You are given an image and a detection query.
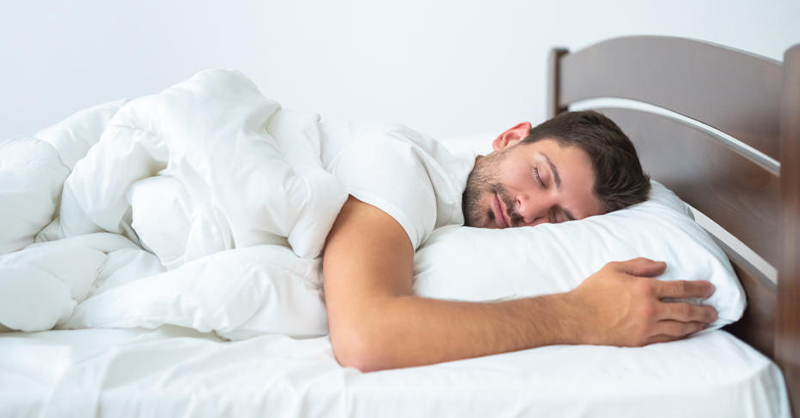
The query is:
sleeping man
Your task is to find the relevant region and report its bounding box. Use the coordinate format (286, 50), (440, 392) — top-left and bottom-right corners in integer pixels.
(322, 110), (719, 371)
(0, 70), (718, 371)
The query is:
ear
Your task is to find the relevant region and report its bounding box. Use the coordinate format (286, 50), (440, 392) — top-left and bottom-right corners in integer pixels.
(491, 122), (532, 152)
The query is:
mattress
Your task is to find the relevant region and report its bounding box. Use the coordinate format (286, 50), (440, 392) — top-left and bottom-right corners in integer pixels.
(0, 327), (788, 418)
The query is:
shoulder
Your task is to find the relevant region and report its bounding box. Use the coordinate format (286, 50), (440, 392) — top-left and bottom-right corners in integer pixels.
(325, 124), (475, 249)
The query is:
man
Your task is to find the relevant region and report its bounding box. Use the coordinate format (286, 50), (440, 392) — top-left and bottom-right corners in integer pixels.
(322, 111), (718, 372)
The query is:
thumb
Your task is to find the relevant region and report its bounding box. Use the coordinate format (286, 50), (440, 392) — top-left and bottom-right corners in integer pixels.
(617, 257), (667, 277)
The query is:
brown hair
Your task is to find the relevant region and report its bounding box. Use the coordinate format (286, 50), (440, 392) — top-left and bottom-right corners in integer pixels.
(521, 110), (650, 212)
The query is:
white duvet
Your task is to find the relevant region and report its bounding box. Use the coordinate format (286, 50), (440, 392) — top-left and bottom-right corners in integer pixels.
(0, 70), (347, 338)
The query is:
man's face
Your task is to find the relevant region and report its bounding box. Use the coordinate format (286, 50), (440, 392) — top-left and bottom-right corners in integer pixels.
(463, 138), (606, 229)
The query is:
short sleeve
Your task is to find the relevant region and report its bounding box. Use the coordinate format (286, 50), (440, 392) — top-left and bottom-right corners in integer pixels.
(328, 138), (437, 250)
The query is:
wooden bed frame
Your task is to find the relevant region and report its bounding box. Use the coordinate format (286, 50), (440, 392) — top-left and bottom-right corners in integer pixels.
(548, 35), (799, 416)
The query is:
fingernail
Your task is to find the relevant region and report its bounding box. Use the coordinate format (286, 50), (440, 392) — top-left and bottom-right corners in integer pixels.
(706, 284), (716, 298)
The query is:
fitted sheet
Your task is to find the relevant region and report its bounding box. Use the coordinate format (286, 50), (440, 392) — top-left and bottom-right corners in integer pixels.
(0, 327), (789, 418)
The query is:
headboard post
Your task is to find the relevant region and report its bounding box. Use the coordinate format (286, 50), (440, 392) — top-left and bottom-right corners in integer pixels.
(777, 43), (800, 414)
(547, 48), (568, 118)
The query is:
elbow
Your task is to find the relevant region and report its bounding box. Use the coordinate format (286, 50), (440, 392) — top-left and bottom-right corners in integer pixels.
(334, 346), (384, 373)
(330, 325), (396, 373)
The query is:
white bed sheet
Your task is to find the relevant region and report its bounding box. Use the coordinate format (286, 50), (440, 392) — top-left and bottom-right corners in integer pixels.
(0, 327), (788, 418)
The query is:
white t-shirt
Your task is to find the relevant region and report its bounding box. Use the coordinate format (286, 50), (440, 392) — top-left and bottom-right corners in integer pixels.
(320, 120), (475, 250)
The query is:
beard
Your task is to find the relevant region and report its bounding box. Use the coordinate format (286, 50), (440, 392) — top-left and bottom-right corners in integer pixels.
(462, 151), (518, 228)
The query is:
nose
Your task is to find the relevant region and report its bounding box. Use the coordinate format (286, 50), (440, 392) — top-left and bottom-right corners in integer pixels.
(516, 192), (553, 226)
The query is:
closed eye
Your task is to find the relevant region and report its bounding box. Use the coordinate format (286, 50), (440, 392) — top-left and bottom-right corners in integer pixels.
(533, 166), (545, 188)
(549, 208), (557, 223)
(550, 208), (571, 224)
(559, 209), (576, 222)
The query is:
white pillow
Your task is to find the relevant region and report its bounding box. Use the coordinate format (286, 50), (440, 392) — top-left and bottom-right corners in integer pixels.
(413, 181), (745, 331)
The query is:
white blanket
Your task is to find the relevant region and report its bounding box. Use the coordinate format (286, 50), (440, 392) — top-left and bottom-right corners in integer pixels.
(0, 70), (347, 337)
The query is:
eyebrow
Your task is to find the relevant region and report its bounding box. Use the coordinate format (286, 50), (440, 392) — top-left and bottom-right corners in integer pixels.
(541, 152), (575, 221)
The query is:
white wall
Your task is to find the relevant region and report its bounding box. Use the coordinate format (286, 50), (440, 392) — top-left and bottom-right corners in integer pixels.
(2, 0), (799, 141)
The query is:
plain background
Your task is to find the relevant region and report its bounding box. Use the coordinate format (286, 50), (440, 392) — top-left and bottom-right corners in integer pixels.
(2, 0), (800, 141)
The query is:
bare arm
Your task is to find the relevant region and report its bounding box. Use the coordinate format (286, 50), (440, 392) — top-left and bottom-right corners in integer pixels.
(322, 197), (718, 372)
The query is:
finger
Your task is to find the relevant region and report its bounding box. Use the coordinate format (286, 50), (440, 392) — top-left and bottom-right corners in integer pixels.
(653, 320), (708, 338)
(616, 257), (667, 277)
(655, 280), (715, 299)
(645, 334), (681, 345)
(658, 302), (718, 323)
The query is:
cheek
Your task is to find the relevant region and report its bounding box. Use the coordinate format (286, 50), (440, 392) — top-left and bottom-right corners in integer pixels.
(499, 162), (535, 191)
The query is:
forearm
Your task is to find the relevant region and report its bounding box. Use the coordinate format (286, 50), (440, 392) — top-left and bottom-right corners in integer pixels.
(327, 291), (584, 371)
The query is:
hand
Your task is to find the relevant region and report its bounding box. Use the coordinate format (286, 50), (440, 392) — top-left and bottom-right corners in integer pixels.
(566, 257), (718, 347)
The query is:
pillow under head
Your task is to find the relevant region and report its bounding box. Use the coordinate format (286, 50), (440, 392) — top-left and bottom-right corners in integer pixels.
(413, 181), (745, 331)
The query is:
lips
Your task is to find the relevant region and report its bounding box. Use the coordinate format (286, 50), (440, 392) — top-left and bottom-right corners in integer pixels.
(493, 194), (510, 228)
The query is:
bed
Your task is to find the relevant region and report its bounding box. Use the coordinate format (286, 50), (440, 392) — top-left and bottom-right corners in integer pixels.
(0, 35), (797, 417)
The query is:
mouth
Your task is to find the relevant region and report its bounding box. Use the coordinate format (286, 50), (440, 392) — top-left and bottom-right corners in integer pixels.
(493, 194), (510, 228)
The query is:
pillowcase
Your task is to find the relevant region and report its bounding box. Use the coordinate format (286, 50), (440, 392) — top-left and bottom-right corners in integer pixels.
(413, 181), (745, 331)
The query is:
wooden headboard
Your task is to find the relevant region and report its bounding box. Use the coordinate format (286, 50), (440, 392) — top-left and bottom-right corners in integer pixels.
(548, 36), (799, 414)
